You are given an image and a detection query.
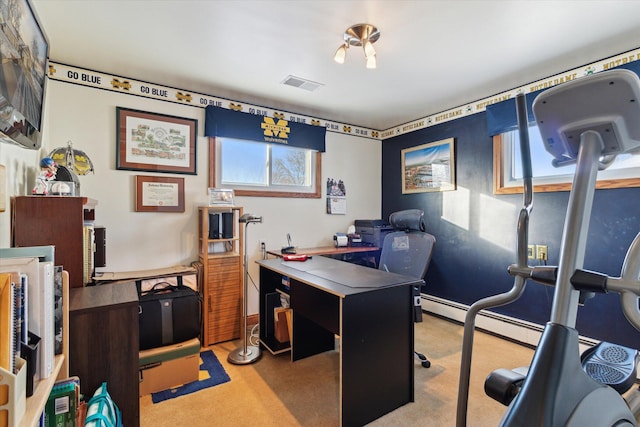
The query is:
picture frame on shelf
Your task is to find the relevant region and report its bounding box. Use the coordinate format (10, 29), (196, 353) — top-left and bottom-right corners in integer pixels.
(116, 107), (197, 175)
(135, 175), (185, 212)
(208, 188), (235, 206)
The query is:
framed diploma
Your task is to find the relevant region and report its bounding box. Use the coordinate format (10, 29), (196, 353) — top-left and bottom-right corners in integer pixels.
(135, 175), (185, 212)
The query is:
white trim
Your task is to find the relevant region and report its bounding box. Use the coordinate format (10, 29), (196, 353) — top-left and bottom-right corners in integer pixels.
(420, 294), (599, 353)
(423, 294), (640, 382)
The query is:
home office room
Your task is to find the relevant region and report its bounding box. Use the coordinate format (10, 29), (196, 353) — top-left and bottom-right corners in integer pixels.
(2, 1), (640, 426)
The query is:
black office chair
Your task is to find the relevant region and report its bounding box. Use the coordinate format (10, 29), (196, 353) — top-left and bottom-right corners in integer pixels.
(378, 209), (436, 368)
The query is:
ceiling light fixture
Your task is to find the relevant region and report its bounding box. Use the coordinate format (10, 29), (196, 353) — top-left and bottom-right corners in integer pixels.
(333, 23), (380, 69)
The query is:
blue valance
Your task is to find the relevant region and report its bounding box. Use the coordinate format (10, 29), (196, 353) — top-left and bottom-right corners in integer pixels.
(486, 60), (640, 137)
(204, 105), (326, 152)
(485, 89), (543, 136)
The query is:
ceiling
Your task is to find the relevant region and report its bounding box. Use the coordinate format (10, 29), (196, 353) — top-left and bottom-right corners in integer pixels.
(32, 0), (640, 131)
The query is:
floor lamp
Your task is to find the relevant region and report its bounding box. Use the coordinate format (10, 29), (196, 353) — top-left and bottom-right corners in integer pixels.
(228, 213), (263, 365)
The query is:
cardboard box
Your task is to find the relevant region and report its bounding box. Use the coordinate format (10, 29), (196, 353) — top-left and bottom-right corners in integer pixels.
(274, 307), (291, 343)
(138, 338), (200, 396)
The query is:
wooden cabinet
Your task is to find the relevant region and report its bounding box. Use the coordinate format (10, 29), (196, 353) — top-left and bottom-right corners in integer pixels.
(69, 283), (139, 427)
(11, 196), (97, 288)
(198, 206), (243, 346)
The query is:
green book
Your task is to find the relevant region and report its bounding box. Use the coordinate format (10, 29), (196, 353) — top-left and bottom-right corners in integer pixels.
(45, 378), (79, 427)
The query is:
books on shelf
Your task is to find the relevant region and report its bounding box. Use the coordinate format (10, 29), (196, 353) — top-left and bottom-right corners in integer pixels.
(0, 258), (40, 375)
(45, 376), (81, 427)
(0, 249), (56, 380)
(38, 261), (55, 379)
(0, 273), (14, 373)
(53, 266), (63, 355)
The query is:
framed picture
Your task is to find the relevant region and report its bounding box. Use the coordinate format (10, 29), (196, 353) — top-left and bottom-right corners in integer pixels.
(208, 188), (235, 206)
(135, 175), (185, 212)
(0, 0), (49, 149)
(402, 138), (455, 193)
(117, 107), (197, 174)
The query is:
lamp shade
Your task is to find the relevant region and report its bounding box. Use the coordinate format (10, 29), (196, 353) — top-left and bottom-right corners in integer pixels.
(334, 43), (347, 64)
(48, 141), (94, 175)
(363, 40), (376, 58)
(366, 55), (377, 69)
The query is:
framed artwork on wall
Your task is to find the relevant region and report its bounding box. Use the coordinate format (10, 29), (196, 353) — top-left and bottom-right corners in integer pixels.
(135, 175), (185, 212)
(0, 0), (49, 149)
(117, 107), (197, 175)
(401, 138), (456, 193)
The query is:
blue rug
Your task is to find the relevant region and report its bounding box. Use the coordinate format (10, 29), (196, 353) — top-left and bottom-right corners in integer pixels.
(151, 350), (230, 403)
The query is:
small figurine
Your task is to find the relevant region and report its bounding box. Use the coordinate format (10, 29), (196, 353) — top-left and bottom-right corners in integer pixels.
(32, 157), (57, 195)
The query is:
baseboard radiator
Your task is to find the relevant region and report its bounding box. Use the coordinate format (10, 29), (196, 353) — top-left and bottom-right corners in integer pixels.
(422, 293), (640, 382)
(421, 294), (600, 353)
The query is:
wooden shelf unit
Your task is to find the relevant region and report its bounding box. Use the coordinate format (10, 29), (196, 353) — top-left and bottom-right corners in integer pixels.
(18, 355), (63, 427)
(11, 196), (97, 288)
(198, 206), (244, 346)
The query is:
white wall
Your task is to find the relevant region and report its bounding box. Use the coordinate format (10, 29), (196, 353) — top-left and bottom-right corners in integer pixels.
(1, 78), (382, 314)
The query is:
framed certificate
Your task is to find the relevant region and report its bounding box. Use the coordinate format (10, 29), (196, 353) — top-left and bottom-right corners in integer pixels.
(135, 175), (185, 212)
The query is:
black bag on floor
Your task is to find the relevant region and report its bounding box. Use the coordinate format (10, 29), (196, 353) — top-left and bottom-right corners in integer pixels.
(137, 281), (201, 350)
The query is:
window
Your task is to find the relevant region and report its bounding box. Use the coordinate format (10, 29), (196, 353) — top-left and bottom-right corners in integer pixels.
(494, 125), (640, 194)
(208, 137), (322, 198)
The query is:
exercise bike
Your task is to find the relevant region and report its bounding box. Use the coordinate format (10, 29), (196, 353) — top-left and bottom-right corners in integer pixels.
(456, 69), (640, 426)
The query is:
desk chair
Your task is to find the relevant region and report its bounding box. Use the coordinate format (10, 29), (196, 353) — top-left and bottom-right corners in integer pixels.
(379, 209), (436, 368)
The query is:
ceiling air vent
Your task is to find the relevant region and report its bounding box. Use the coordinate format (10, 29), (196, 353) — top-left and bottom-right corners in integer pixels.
(281, 75), (324, 92)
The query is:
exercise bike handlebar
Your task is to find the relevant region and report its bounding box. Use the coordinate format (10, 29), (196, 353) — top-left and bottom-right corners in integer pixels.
(569, 229), (640, 332)
(456, 93), (533, 427)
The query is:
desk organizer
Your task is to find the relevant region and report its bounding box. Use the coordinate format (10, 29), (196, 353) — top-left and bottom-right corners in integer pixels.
(0, 356), (27, 427)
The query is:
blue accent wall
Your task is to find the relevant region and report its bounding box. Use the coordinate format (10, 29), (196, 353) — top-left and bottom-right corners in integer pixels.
(382, 112), (640, 348)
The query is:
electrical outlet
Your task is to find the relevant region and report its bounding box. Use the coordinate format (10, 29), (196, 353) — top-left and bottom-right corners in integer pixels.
(259, 240), (267, 259)
(527, 245), (535, 259)
(536, 245), (548, 261)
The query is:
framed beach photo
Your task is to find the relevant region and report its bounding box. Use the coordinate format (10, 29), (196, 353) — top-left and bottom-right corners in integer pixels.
(401, 138), (455, 193)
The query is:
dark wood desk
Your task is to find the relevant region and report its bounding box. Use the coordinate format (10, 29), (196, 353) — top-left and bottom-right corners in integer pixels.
(257, 256), (421, 426)
(69, 283), (139, 427)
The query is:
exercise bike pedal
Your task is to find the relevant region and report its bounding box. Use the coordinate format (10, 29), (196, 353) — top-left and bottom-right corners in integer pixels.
(581, 341), (639, 395)
(484, 367), (527, 406)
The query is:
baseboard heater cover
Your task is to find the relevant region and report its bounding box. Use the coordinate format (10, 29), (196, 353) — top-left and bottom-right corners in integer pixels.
(420, 294), (599, 351)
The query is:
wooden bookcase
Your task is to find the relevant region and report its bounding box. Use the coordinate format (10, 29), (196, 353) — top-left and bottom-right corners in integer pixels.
(198, 206), (243, 346)
(11, 196), (97, 288)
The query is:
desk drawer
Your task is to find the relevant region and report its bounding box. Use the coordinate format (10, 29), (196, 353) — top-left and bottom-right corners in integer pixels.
(291, 281), (339, 334)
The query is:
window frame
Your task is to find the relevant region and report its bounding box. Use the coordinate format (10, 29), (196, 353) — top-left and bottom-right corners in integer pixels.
(208, 137), (322, 198)
(493, 133), (640, 194)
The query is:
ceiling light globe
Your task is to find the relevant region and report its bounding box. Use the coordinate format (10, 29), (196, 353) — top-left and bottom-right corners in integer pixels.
(334, 44), (347, 64)
(366, 55), (376, 69)
(363, 40), (376, 58)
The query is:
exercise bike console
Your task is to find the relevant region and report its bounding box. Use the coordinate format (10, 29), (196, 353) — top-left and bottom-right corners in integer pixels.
(534, 69), (640, 166)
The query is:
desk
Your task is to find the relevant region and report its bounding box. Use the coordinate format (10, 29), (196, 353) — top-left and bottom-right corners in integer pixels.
(267, 245), (380, 267)
(257, 256), (421, 426)
(69, 283), (139, 427)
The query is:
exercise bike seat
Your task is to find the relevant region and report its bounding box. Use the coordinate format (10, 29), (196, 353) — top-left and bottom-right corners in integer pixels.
(581, 341), (639, 395)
